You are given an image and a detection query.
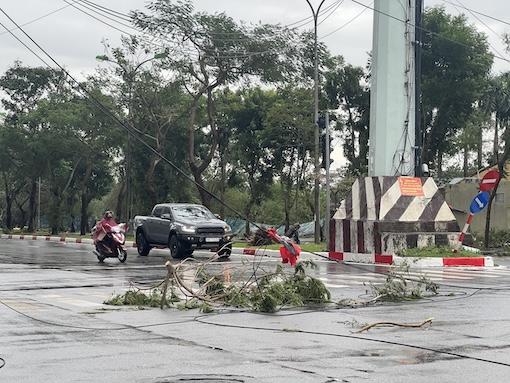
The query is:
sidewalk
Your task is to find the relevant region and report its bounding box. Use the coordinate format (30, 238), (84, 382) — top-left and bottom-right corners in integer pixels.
(0, 233), (493, 267)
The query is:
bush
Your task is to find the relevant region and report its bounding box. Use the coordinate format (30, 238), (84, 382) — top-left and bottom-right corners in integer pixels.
(472, 229), (510, 249)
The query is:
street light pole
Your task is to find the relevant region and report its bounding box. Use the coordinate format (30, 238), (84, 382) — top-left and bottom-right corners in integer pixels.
(306, 0), (326, 243)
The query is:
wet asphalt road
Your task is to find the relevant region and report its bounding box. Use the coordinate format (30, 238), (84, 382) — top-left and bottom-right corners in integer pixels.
(2, 238), (510, 382)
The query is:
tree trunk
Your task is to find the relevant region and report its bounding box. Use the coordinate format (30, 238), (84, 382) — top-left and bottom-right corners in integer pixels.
(116, 178), (126, 223)
(493, 116), (499, 163)
(144, 152), (161, 207)
(463, 145), (468, 177)
(80, 191), (89, 235)
(187, 73), (222, 208)
(79, 162), (94, 235)
(436, 152), (443, 180)
(28, 178), (37, 232)
(423, 109), (441, 166)
(477, 121), (483, 170)
(2, 173), (13, 230)
(220, 151), (227, 220)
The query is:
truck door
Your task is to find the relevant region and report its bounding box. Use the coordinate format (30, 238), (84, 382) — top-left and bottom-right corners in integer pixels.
(146, 205), (164, 244)
(157, 205), (172, 244)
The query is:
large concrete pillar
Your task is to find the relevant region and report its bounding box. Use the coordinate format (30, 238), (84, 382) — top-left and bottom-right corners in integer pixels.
(369, 0), (416, 176)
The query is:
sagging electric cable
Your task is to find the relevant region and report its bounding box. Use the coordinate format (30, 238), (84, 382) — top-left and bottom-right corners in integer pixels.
(194, 311), (510, 368)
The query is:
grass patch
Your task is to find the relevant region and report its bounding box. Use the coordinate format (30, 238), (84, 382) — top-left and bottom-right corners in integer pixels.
(397, 246), (482, 258)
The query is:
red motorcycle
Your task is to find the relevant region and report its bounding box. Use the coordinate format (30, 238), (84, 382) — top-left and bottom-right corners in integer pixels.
(92, 222), (127, 263)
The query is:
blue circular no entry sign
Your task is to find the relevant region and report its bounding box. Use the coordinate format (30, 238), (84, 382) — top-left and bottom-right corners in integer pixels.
(470, 191), (490, 214)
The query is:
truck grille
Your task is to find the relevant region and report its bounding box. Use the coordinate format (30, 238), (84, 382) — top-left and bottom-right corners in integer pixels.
(197, 227), (224, 235)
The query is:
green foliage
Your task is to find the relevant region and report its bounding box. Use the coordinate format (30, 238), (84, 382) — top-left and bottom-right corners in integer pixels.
(323, 60), (370, 175)
(474, 229), (510, 249)
(103, 260), (330, 313)
(199, 302), (218, 313)
(421, 6), (493, 169)
(239, 261), (331, 313)
(104, 288), (179, 308)
(177, 301), (200, 311)
(370, 263), (439, 302)
(198, 273), (227, 297)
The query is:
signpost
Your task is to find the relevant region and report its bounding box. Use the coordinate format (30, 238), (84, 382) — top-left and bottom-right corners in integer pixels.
(453, 170), (500, 253)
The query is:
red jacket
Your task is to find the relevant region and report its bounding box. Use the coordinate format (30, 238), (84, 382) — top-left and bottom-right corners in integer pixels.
(97, 217), (118, 233)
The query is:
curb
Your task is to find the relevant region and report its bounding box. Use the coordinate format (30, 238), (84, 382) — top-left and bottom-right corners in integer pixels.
(242, 248), (493, 267)
(0, 233), (138, 247)
(328, 251), (494, 267)
(0, 234), (493, 267)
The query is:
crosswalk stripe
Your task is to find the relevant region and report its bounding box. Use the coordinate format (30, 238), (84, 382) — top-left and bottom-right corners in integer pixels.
(316, 266), (509, 286)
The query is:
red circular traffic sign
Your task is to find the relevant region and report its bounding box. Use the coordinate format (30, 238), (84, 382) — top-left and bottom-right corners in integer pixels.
(480, 169), (500, 192)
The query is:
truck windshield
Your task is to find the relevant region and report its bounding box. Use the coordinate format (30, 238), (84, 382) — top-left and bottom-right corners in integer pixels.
(171, 205), (214, 219)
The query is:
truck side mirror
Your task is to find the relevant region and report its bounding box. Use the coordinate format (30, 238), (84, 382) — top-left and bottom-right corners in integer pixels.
(161, 213), (171, 220)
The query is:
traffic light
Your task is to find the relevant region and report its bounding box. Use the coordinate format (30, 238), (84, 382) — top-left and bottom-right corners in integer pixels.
(321, 133), (334, 169)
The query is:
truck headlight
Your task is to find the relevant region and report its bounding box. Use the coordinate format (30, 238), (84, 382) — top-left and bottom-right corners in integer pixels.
(180, 225), (196, 233)
(224, 225), (231, 233)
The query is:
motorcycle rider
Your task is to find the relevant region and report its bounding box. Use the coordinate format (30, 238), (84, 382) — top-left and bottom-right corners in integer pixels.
(95, 211), (118, 253)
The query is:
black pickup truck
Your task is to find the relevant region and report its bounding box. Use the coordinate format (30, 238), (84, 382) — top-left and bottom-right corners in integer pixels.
(133, 203), (233, 258)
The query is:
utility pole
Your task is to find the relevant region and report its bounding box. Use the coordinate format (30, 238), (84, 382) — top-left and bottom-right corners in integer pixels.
(414, 0), (423, 177)
(325, 112), (331, 249)
(306, 0), (327, 243)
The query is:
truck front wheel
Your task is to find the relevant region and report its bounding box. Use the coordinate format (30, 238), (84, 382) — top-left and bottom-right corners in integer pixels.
(169, 234), (185, 258)
(136, 231), (151, 256)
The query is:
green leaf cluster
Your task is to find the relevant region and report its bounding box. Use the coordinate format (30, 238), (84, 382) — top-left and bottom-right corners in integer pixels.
(370, 263), (439, 302)
(104, 288), (179, 308)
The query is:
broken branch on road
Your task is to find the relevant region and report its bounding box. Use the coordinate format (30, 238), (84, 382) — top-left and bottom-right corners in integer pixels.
(351, 317), (435, 333)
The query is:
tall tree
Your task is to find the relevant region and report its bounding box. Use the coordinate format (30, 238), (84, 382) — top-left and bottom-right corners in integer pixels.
(324, 57), (369, 175)
(40, 83), (120, 234)
(260, 87), (315, 229)
(0, 62), (67, 231)
(216, 87), (277, 233)
(96, 36), (194, 217)
(421, 6), (493, 176)
(131, 0), (300, 208)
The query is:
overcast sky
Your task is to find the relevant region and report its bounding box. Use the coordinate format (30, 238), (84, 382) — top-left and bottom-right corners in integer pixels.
(2, 1), (509, 77)
(1, 0), (510, 168)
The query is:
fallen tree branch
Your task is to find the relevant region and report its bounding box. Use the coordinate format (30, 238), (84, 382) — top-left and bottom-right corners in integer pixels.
(351, 317), (435, 333)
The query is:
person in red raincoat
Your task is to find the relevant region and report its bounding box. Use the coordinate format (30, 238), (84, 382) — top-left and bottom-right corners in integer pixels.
(95, 211), (118, 252)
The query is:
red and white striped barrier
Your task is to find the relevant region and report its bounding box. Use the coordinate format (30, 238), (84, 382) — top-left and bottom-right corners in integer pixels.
(329, 251), (493, 267)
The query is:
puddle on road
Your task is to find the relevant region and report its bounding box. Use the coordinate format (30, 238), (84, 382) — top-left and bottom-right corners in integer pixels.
(349, 343), (510, 365)
(349, 347), (457, 365)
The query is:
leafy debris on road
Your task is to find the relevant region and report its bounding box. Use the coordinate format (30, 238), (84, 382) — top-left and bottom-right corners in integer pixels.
(104, 258), (331, 313)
